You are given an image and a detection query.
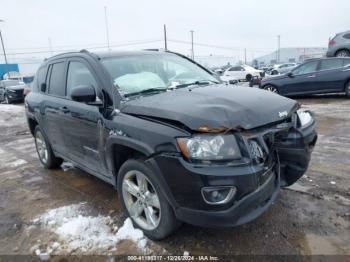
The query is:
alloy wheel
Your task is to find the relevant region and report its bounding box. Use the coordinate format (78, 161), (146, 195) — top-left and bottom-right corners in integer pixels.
(122, 170), (161, 230)
(35, 131), (48, 164)
(264, 85), (278, 93)
(336, 50), (350, 57)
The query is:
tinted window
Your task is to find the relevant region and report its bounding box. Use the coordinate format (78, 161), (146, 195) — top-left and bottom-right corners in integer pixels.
(66, 61), (97, 97)
(229, 66), (240, 71)
(343, 33), (350, 39)
(48, 62), (66, 96)
(319, 59), (344, 70)
(292, 61), (318, 75)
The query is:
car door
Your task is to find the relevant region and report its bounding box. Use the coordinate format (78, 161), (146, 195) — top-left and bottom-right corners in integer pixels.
(224, 66), (241, 79)
(313, 58), (345, 92)
(41, 60), (68, 155)
(61, 59), (107, 174)
(283, 60), (320, 95)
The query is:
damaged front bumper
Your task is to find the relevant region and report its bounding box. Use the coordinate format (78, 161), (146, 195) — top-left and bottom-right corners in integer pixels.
(149, 115), (317, 228)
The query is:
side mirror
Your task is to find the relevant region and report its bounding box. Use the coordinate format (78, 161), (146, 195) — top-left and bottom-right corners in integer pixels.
(40, 83), (46, 92)
(287, 72), (294, 77)
(71, 85), (99, 104)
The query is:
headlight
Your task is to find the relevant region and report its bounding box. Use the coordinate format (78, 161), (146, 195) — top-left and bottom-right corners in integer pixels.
(177, 134), (241, 161)
(297, 109), (313, 127)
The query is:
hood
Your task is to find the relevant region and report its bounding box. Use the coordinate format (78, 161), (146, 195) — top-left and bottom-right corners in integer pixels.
(6, 84), (26, 91)
(121, 84), (297, 130)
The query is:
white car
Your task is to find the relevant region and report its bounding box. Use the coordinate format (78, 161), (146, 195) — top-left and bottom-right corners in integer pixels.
(270, 63), (298, 75)
(223, 65), (263, 81)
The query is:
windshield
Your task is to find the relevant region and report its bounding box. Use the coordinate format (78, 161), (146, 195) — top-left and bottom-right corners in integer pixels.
(101, 53), (219, 96)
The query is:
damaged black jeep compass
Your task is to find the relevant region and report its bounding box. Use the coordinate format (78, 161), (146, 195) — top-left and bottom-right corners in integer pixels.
(25, 50), (317, 239)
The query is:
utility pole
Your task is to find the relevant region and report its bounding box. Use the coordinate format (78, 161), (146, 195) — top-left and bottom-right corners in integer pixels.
(163, 24), (167, 50)
(104, 6), (110, 51)
(48, 37), (53, 56)
(190, 30), (194, 60)
(277, 35), (280, 63)
(0, 19), (8, 64)
(244, 48), (247, 64)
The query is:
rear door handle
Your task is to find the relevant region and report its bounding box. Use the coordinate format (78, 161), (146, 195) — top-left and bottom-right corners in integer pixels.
(59, 106), (70, 114)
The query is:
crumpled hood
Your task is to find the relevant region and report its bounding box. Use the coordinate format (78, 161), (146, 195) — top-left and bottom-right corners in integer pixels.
(121, 84), (298, 130)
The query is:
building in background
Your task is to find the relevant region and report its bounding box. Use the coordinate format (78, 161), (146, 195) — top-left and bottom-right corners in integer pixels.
(254, 47), (327, 66)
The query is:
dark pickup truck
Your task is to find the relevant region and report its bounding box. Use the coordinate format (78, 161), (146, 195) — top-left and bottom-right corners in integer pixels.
(25, 50), (317, 239)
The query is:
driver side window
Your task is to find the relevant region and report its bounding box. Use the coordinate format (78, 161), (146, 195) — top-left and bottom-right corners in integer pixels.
(66, 61), (98, 97)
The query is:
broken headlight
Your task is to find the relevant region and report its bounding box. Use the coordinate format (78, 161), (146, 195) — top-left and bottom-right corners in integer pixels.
(177, 134), (241, 161)
(297, 109), (313, 127)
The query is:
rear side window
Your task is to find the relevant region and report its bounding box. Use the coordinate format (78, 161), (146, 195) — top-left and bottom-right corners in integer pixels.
(48, 62), (66, 96)
(343, 33), (350, 39)
(66, 61), (97, 97)
(35, 67), (47, 92)
(319, 59), (343, 71)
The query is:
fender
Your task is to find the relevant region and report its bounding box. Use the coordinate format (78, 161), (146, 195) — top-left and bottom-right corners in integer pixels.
(105, 134), (154, 175)
(105, 134), (180, 208)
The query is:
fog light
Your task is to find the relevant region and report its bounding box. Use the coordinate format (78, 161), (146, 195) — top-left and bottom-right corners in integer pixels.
(201, 186), (237, 205)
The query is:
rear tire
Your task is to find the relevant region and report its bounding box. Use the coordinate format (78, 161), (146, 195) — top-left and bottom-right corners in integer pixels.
(117, 159), (180, 240)
(345, 82), (350, 98)
(34, 126), (63, 169)
(335, 49), (350, 57)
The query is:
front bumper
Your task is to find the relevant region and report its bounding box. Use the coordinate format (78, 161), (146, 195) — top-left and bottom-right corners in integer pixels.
(6, 91), (24, 101)
(148, 117), (316, 228)
(176, 168), (279, 227)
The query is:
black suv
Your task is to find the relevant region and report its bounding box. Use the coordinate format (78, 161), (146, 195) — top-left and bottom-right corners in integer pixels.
(25, 50), (317, 239)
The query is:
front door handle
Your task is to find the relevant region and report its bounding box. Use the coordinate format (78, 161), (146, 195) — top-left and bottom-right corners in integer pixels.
(59, 106), (70, 114)
(307, 74), (316, 78)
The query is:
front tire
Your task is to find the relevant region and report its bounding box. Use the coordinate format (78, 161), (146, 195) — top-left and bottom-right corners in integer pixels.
(117, 159), (180, 240)
(263, 85), (279, 93)
(34, 126), (63, 169)
(246, 74), (252, 81)
(345, 82), (350, 98)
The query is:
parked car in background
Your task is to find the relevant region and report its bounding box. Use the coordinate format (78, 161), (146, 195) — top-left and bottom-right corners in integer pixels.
(327, 30), (350, 57)
(260, 57), (350, 97)
(0, 79), (26, 103)
(223, 65), (264, 81)
(25, 50), (316, 239)
(23, 83), (32, 97)
(270, 63), (298, 75)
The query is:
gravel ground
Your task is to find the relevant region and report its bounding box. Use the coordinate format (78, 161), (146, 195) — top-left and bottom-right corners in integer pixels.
(0, 92), (349, 259)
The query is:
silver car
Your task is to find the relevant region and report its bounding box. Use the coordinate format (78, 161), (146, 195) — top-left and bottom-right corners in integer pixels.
(327, 30), (350, 57)
(270, 63), (298, 75)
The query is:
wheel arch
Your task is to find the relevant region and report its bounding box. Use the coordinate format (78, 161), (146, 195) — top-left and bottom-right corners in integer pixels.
(336, 48), (350, 56)
(27, 117), (38, 136)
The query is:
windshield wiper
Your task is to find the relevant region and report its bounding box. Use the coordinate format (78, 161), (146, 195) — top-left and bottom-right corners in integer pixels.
(174, 80), (220, 89)
(124, 88), (167, 97)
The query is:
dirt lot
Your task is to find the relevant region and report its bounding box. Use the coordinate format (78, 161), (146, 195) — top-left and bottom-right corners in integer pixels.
(0, 93), (349, 259)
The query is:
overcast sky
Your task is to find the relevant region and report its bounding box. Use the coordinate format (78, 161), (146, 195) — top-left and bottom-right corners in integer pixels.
(0, 0), (349, 62)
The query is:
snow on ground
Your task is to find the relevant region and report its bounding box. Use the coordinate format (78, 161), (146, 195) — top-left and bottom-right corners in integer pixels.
(0, 104), (25, 113)
(32, 203), (148, 255)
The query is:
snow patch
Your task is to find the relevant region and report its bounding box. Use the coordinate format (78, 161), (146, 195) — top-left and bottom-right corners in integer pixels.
(330, 181), (336, 185)
(61, 162), (74, 171)
(32, 203), (148, 254)
(6, 159), (28, 168)
(0, 104), (24, 113)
